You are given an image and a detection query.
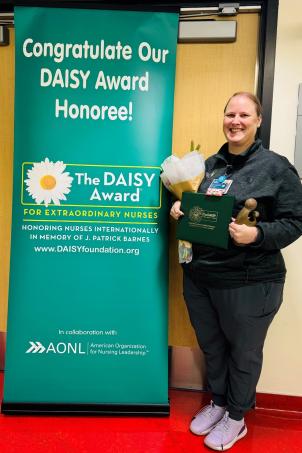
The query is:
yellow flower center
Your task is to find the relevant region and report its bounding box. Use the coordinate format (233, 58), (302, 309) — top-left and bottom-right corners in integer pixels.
(40, 175), (56, 190)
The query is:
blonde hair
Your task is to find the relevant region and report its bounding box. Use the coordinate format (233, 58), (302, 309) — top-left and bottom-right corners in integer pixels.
(224, 92), (263, 117)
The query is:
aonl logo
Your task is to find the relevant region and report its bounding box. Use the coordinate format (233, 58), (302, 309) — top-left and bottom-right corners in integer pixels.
(26, 341), (86, 355)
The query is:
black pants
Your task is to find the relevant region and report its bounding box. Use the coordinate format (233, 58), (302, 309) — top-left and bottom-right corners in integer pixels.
(183, 273), (284, 420)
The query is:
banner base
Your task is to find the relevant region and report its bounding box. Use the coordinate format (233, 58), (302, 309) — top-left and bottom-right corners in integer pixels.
(1, 401), (170, 416)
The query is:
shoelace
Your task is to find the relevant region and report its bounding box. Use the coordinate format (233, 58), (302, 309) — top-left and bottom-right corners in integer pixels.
(213, 412), (230, 432)
(194, 402), (219, 419)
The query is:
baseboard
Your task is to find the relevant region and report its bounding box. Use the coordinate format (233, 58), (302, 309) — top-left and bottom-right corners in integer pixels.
(170, 386), (302, 415)
(255, 392), (302, 413)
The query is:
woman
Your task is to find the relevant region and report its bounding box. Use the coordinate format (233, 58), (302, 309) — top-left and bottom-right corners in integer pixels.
(170, 92), (302, 451)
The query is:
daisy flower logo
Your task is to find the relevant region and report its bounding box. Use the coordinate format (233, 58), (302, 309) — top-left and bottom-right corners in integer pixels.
(25, 158), (73, 207)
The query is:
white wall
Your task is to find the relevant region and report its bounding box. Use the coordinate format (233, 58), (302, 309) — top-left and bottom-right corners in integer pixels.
(258, 0), (302, 396)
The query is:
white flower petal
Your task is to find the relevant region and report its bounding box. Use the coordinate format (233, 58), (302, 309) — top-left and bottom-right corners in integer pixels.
(25, 157), (73, 206)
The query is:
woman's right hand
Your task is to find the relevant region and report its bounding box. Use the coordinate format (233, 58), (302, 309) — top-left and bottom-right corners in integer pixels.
(170, 200), (184, 220)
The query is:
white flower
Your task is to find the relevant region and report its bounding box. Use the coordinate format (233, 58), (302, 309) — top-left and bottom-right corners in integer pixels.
(25, 158), (73, 207)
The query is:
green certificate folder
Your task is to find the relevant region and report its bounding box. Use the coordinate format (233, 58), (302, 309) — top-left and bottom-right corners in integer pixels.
(176, 192), (235, 249)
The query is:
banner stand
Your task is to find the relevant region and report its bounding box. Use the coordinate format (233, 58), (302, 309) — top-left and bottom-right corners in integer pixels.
(1, 402), (170, 416)
(3, 7), (178, 414)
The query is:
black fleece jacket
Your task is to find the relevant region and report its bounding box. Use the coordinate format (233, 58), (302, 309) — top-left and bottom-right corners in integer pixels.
(183, 139), (302, 288)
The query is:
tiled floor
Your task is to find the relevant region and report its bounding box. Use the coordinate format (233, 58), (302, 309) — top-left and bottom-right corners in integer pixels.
(0, 372), (301, 452)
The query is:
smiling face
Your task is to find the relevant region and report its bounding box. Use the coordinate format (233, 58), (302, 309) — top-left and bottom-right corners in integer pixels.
(223, 94), (262, 154)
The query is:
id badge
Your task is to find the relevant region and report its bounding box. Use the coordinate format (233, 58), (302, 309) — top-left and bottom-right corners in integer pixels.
(206, 176), (233, 196)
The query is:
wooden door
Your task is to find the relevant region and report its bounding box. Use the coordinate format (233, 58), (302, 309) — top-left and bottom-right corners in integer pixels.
(0, 27), (14, 334)
(168, 12), (260, 346)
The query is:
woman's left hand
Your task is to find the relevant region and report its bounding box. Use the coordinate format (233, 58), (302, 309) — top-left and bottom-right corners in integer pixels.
(229, 219), (259, 245)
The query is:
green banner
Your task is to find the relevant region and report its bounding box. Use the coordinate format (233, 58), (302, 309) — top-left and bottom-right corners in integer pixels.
(3, 6), (178, 414)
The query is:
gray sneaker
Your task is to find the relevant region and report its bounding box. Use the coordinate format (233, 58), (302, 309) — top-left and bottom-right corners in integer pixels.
(190, 401), (226, 436)
(204, 411), (247, 451)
